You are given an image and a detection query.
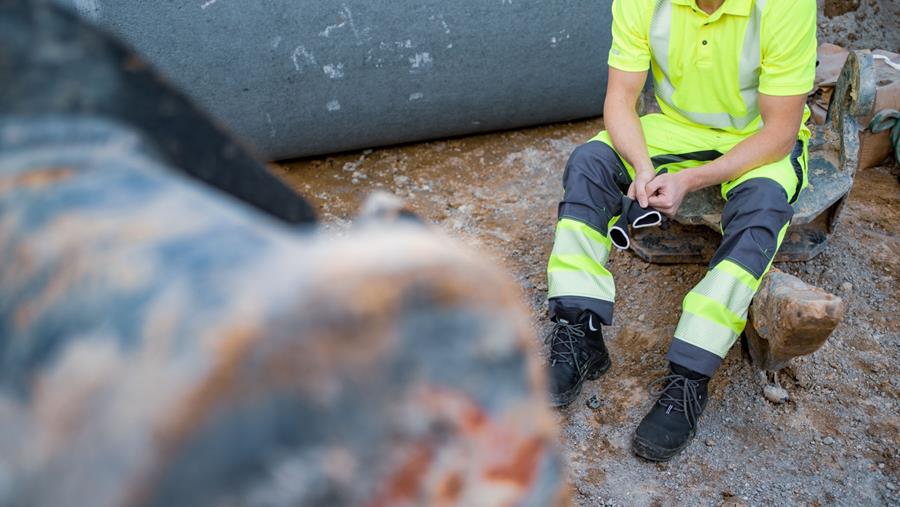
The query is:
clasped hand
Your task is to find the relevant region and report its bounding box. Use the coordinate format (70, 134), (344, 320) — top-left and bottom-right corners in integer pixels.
(627, 170), (691, 217)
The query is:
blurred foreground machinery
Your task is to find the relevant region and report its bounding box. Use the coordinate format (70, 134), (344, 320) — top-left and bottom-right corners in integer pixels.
(0, 2), (566, 506)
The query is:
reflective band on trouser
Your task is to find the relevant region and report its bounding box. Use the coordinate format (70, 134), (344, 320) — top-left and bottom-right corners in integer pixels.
(673, 259), (761, 368)
(547, 218), (615, 304)
(649, 0), (766, 131)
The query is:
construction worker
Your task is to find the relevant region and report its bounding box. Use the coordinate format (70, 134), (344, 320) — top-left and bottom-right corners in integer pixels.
(544, 0), (816, 461)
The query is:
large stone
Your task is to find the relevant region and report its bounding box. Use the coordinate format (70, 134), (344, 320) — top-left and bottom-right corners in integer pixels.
(746, 270), (847, 371)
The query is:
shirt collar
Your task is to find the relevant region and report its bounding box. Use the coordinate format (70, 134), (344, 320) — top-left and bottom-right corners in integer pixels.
(672, 0), (754, 17)
(722, 0), (753, 16)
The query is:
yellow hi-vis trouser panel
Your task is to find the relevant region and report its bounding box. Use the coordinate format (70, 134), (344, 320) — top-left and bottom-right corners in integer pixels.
(548, 218), (616, 304)
(673, 248), (783, 356)
(548, 113), (804, 375)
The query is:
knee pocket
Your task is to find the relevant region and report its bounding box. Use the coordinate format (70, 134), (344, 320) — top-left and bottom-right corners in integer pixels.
(724, 178), (794, 218)
(563, 141), (630, 192)
(717, 178), (794, 278)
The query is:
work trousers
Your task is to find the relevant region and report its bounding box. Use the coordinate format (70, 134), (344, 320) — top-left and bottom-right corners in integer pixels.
(546, 114), (808, 376)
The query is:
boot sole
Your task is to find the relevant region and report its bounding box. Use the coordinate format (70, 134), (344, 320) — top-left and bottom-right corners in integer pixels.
(549, 355), (612, 408)
(631, 429), (696, 462)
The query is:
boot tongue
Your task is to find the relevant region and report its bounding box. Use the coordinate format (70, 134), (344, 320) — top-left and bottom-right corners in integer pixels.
(553, 306), (581, 325)
(671, 362), (708, 381)
(661, 363), (708, 415)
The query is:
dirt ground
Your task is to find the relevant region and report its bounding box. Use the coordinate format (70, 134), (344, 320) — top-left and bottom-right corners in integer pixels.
(273, 118), (898, 506)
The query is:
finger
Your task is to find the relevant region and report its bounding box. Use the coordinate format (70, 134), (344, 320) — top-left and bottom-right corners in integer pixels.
(649, 199), (673, 215)
(648, 194), (669, 209)
(645, 177), (663, 196)
(627, 182), (636, 199)
(636, 183), (649, 208)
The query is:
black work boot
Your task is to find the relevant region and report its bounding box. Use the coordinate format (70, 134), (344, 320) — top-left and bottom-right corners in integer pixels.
(545, 309), (611, 408)
(632, 363), (710, 461)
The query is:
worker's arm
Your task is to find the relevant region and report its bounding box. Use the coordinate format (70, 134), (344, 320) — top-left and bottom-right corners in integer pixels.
(605, 67), (656, 208)
(646, 92), (807, 215)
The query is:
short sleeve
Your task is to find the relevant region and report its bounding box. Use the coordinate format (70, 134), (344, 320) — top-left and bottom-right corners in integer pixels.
(607, 0), (652, 72)
(759, 0), (817, 96)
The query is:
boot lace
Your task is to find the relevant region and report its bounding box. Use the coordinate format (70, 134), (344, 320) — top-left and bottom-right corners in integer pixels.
(545, 321), (586, 372)
(649, 374), (704, 426)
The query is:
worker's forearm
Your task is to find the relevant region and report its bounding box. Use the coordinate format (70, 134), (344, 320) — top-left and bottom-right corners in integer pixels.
(679, 127), (797, 192)
(604, 98), (654, 175)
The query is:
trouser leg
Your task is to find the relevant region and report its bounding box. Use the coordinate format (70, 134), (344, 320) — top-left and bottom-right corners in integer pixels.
(547, 141), (631, 325)
(667, 177), (795, 376)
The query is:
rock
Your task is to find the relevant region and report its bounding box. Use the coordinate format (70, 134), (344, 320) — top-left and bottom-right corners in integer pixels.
(763, 384), (791, 404)
(587, 394), (601, 410)
(824, 0), (860, 18)
(823, 437), (836, 446)
(841, 282), (853, 292)
(746, 269), (848, 371)
(357, 191), (420, 224)
(720, 491), (749, 507)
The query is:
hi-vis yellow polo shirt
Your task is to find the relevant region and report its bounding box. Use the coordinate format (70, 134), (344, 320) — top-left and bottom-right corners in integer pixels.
(608, 0), (817, 136)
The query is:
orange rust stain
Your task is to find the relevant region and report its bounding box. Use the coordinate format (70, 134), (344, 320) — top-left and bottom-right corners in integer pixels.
(368, 443), (434, 507)
(436, 472), (464, 503)
(13, 252), (81, 331)
(0, 167), (75, 193)
(414, 386), (489, 435)
(123, 327), (259, 507)
(484, 436), (544, 487)
(157, 327), (258, 446)
(256, 317), (398, 393)
(461, 405), (488, 433)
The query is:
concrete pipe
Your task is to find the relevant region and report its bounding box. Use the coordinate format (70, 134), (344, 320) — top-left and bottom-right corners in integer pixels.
(55, 0), (613, 160)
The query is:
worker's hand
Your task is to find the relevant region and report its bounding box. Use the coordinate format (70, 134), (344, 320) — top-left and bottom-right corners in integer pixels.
(646, 172), (690, 216)
(627, 168), (655, 208)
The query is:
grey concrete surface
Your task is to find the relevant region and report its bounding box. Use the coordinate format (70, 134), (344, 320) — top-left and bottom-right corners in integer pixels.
(55, 0), (613, 160)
